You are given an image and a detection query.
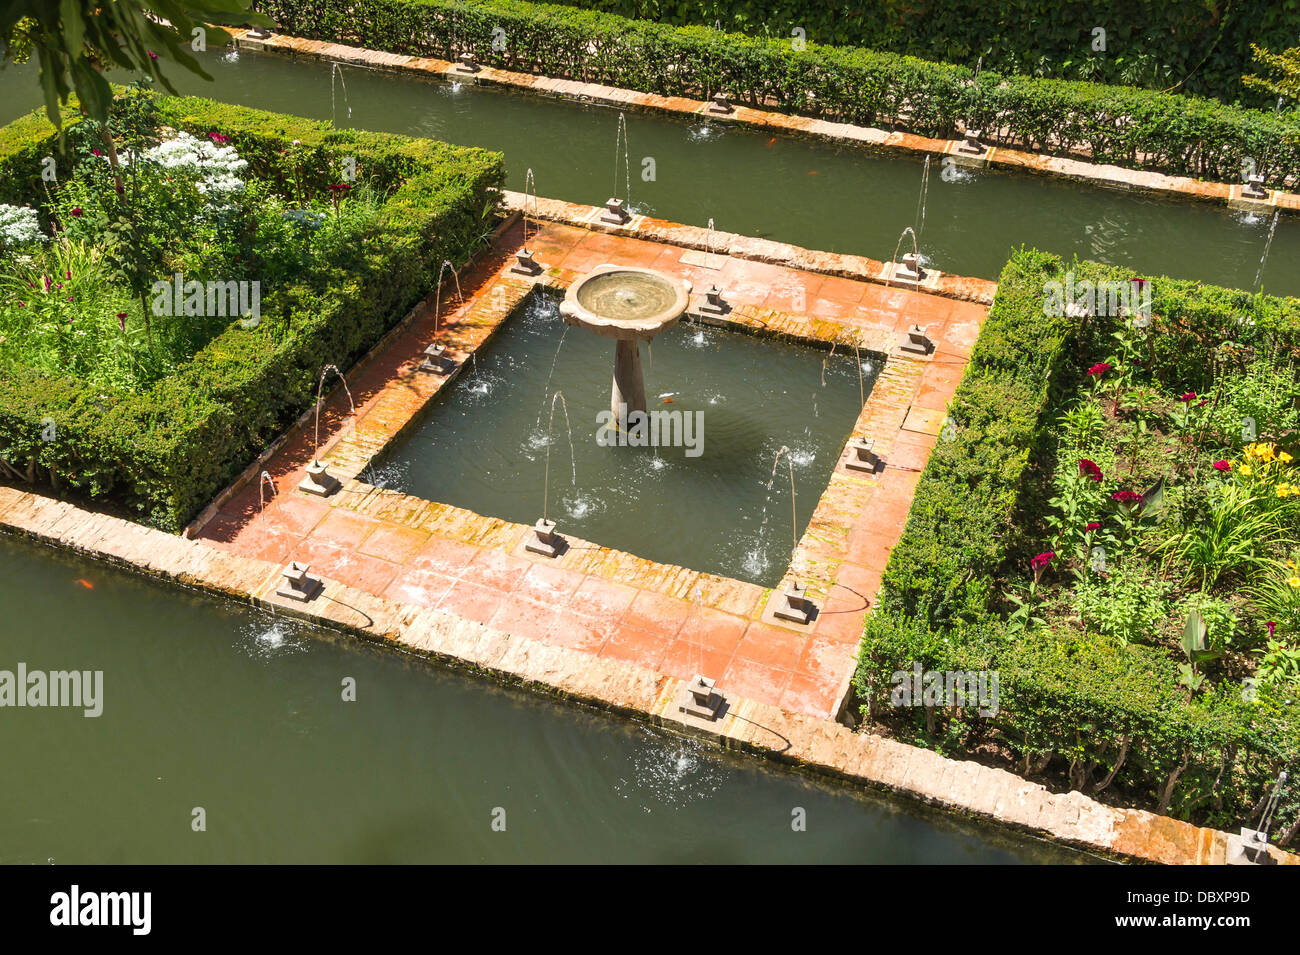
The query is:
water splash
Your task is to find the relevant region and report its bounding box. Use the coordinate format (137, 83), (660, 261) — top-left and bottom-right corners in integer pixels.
(522, 168), (539, 252)
(613, 112), (631, 208)
(915, 155), (931, 240)
(1255, 211), (1280, 292)
(312, 364), (355, 461)
(258, 471), (277, 512)
(541, 390), (576, 522)
(434, 259), (464, 333)
(755, 445), (800, 585)
(330, 63), (352, 125)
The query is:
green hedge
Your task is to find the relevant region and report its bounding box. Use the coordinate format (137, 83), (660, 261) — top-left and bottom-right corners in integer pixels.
(0, 96), (504, 530)
(254, 0), (1300, 188)
(854, 249), (1300, 829)
(529, 0), (1300, 105)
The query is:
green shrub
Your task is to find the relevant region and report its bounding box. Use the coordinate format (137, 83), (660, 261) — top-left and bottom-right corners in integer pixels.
(855, 248), (1300, 830)
(254, 0), (1300, 187)
(519, 0), (1299, 104)
(0, 94), (504, 530)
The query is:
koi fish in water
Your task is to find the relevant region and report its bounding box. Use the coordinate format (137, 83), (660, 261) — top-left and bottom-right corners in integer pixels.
(76, 578), (94, 590)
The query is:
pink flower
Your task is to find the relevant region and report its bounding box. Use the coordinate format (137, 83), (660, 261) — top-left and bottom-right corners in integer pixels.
(1197, 399), (1207, 407)
(208, 132), (230, 145)
(1085, 522), (1101, 532)
(1111, 490), (1142, 503)
(43, 275), (51, 292)
(91, 148), (101, 157)
(147, 50), (158, 60)
(1267, 621), (1277, 638)
(117, 312), (127, 331)
(1030, 551), (1055, 570)
(1180, 392), (1197, 402)
(1212, 460), (1231, 472)
(1086, 362), (1111, 377)
(1078, 458), (1103, 482)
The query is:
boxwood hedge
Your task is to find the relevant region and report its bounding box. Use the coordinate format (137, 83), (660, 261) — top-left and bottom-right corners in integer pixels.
(254, 0), (1300, 188)
(0, 95), (503, 530)
(854, 248), (1300, 832)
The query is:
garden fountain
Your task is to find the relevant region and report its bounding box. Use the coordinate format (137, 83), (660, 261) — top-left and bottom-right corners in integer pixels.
(560, 265), (692, 420)
(512, 168), (544, 276)
(679, 587), (726, 722)
(421, 260), (464, 374)
(527, 390), (575, 558)
(299, 364), (355, 496)
(258, 471), (277, 512)
(602, 113), (632, 224)
(759, 446), (818, 625)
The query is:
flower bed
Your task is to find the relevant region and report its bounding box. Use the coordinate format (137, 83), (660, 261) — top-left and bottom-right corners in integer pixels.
(854, 249), (1300, 838)
(253, 0), (1300, 188)
(0, 90), (503, 530)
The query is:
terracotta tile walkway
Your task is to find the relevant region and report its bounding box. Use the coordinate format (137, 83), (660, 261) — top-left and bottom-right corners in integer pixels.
(196, 202), (988, 719)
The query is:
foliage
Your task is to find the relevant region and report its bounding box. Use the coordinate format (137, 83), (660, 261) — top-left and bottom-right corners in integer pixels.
(506, 0), (1300, 104)
(1244, 43), (1300, 101)
(0, 1), (271, 127)
(0, 92), (503, 529)
(854, 249), (1300, 832)
(254, 0), (1300, 188)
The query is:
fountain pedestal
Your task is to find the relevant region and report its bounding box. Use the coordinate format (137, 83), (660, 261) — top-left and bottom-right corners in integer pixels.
(612, 338), (649, 416)
(559, 264), (692, 423)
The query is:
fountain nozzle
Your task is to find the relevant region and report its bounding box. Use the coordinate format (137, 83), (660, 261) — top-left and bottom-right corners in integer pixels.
(525, 517), (566, 559)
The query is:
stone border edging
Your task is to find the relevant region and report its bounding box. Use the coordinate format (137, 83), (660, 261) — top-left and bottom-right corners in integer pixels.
(501, 191), (997, 305)
(1, 483), (1293, 866)
(231, 30), (1300, 218)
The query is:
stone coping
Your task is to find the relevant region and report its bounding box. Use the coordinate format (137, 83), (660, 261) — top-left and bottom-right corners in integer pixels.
(1, 482), (1294, 866)
(230, 29), (1300, 217)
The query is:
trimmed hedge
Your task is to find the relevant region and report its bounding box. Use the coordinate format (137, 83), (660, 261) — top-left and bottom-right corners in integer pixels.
(531, 0), (1300, 105)
(0, 95), (503, 530)
(254, 0), (1300, 188)
(854, 249), (1300, 830)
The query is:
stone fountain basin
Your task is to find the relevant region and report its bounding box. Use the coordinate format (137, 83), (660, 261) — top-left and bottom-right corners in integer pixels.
(559, 264), (692, 341)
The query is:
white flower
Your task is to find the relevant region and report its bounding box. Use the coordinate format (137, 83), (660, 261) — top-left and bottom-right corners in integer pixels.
(142, 131), (248, 195)
(0, 204), (46, 247)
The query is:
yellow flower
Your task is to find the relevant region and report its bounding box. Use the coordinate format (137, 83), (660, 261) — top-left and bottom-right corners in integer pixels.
(1289, 576), (1300, 588)
(1278, 484), (1292, 498)
(1281, 452), (1294, 464)
(1239, 464), (1253, 476)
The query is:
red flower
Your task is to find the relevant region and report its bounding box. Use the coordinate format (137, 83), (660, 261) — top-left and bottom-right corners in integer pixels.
(1085, 522), (1101, 532)
(1078, 458), (1103, 482)
(70, 207), (83, 218)
(1111, 490), (1142, 503)
(91, 148), (101, 157)
(1086, 362), (1111, 377)
(1267, 621), (1277, 638)
(1212, 460), (1231, 472)
(1030, 551), (1055, 571)
(328, 182), (352, 193)
(1180, 392), (1197, 402)
(117, 312), (128, 331)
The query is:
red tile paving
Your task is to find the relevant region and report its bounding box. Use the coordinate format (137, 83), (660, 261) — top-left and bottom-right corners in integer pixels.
(195, 206), (988, 720)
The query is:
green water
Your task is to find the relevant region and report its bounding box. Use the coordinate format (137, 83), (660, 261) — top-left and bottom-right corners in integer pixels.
(2, 48), (1291, 295)
(379, 296), (871, 585)
(0, 533), (1093, 863)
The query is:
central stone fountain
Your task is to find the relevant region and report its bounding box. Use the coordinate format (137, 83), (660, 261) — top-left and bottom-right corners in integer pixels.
(559, 264), (692, 419)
